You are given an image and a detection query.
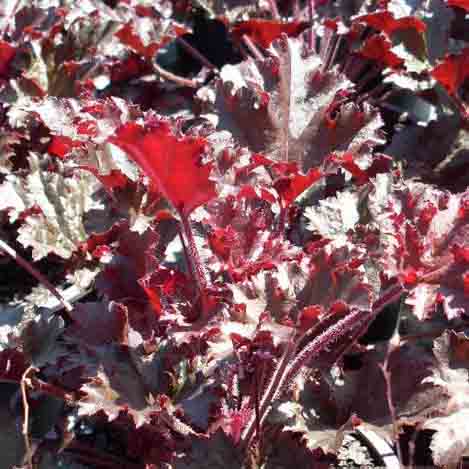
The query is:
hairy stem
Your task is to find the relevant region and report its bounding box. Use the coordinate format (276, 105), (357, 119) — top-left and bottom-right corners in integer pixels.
(308, 1), (316, 50)
(380, 335), (404, 468)
(240, 283), (405, 448)
(21, 366), (36, 469)
(243, 35), (264, 61)
(293, 0), (300, 19)
(240, 341), (295, 447)
(253, 358), (266, 444)
(277, 202), (288, 236)
(180, 214), (210, 315)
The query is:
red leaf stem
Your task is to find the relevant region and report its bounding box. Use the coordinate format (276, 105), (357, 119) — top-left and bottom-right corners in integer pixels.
(243, 34), (265, 61)
(308, 1), (316, 50)
(180, 214), (210, 316)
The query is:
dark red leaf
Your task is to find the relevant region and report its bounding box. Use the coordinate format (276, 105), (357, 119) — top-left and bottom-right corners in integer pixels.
(370, 180), (469, 320)
(116, 22), (162, 59)
(208, 226), (236, 262)
(109, 121), (217, 216)
(110, 55), (151, 83)
(95, 226), (160, 302)
(199, 36), (384, 172)
(357, 11), (426, 35)
(359, 35), (404, 69)
(274, 168), (322, 206)
(69, 302), (129, 346)
(298, 305), (323, 331)
(231, 20), (309, 49)
(48, 135), (83, 158)
(447, 0), (469, 10)
(0, 40), (16, 76)
(139, 266), (196, 319)
(80, 166), (129, 190)
(431, 48), (469, 95)
(336, 152), (392, 185)
(82, 220), (128, 256)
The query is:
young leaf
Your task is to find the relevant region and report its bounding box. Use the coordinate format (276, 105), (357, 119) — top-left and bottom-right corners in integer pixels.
(231, 20), (309, 49)
(431, 48), (469, 95)
(447, 0), (469, 11)
(109, 121), (217, 216)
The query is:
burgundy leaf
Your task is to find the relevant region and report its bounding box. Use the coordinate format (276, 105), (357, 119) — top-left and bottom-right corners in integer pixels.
(69, 301), (129, 346)
(198, 36), (384, 172)
(231, 20), (309, 48)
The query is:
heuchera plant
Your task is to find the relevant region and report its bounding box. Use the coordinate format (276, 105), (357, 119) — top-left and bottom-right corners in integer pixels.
(1, 0), (469, 467)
